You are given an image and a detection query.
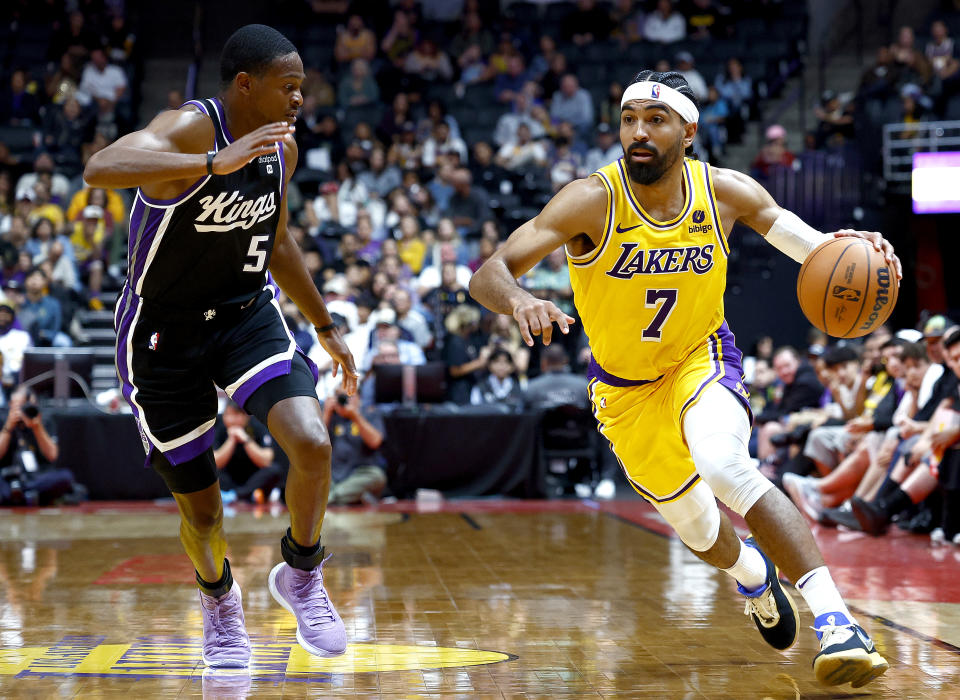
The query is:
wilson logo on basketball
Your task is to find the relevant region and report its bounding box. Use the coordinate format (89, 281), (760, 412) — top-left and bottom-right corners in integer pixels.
(859, 267), (892, 331)
(831, 285), (861, 303)
(194, 190), (277, 232)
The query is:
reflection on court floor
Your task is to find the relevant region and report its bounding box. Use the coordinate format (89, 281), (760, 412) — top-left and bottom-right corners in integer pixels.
(0, 499), (957, 697)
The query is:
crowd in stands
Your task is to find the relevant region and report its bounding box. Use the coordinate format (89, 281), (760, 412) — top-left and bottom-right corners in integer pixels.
(769, 10), (960, 186)
(742, 315), (960, 549)
(0, 1), (801, 414)
(5, 1), (958, 521)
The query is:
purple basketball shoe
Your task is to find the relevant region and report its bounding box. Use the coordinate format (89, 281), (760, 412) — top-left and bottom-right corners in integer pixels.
(199, 582), (251, 668)
(268, 554), (346, 657)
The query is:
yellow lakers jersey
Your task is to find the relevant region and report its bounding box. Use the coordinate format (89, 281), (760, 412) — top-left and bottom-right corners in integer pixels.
(567, 157), (730, 380)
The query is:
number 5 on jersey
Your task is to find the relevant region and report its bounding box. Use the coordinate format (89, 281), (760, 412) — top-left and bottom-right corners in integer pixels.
(642, 289), (677, 342)
(243, 234), (270, 272)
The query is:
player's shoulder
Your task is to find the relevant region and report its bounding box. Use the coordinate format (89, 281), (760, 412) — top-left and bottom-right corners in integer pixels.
(707, 164), (756, 196)
(708, 164), (768, 207)
(553, 174), (610, 210)
(539, 175), (609, 227)
(142, 105), (215, 154)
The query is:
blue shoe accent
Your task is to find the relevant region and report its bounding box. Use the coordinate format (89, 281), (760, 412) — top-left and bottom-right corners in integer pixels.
(737, 580), (769, 597)
(813, 612), (852, 640)
(740, 537), (799, 651)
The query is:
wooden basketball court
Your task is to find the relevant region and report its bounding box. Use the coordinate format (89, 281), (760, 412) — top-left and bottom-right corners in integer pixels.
(1, 498), (958, 697)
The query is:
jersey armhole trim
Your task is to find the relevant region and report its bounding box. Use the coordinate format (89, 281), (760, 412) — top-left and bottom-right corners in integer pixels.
(136, 174), (211, 208)
(704, 163), (730, 257)
(566, 172), (613, 267)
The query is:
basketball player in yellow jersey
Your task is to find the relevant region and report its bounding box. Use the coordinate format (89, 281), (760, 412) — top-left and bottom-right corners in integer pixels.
(471, 70), (903, 688)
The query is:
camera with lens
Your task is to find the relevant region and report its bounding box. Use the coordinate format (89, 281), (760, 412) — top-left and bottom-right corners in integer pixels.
(22, 403), (39, 420)
(336, 394), (349, 407)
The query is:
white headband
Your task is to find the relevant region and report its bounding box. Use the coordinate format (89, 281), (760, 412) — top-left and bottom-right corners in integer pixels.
(621, 81), (699, 124)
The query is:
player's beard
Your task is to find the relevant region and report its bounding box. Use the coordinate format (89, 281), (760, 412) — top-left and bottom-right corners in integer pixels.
(624, 134), (684, 185)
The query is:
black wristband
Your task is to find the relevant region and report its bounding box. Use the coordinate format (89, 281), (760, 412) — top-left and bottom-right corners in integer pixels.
(315, 323), (337, 334)
(206, 150), (216, 176)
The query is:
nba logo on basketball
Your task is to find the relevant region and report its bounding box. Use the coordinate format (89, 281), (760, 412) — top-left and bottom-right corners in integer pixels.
(149, 332), (159, 351)
(651, 84), (660, 98)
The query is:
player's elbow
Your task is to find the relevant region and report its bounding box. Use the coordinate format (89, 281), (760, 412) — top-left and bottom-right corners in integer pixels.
(82, 151), (111, 187)
(468, 267), (483, 301)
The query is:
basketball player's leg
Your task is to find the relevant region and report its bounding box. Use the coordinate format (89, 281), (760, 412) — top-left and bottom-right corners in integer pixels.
(266, 396), (331, 545)
(244, 354), (332, 548)
(653, 474), (799, 652)
(153, 451), (226, 584)
(684, 383), (888, 686)
(243, 353), (346, 657)
(151, 448), (251, 668)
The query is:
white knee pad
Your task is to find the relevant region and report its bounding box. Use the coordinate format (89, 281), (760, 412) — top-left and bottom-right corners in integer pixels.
(655, 480), (721, 552)
(683, 383), (773, 517)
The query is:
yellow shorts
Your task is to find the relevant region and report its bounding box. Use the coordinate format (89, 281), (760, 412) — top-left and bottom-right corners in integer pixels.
(587, 322), (751, 503)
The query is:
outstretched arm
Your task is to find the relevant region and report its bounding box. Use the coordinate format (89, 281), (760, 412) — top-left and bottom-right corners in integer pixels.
(470, 176), (606, 345)
(711, 166), (902, 279)
(269, 139), (359, 395)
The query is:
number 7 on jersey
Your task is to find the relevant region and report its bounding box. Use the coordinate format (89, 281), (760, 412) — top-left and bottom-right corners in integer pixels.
(642, 289), (678, 341)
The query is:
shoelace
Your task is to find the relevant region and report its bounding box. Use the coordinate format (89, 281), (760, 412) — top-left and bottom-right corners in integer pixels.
(743, 587), (778, 626)
(812, 624), (856, 649)
(289, 556), (337, 627)
(202, 592), (247, 648)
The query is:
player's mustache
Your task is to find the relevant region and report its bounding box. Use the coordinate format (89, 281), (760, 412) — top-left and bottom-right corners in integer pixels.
(627, 143), (658, 157)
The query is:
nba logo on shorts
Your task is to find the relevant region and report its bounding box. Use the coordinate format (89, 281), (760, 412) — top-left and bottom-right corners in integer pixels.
(149, 331), (159, 351)
(266, 164), (273, 174)
(651, 84), (660, 99)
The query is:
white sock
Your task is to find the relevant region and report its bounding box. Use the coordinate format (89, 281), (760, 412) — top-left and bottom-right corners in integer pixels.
(796, 566), (856, 630)
(722, 539), (767, 592)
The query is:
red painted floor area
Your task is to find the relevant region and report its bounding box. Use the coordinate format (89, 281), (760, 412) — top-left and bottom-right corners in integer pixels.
(24, 497), (960, 604)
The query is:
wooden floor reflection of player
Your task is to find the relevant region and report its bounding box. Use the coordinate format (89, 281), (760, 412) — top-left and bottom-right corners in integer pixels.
(471, 69), (902, 687)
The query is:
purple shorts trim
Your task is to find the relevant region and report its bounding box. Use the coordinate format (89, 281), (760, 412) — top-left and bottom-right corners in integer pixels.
(231, 359), (292, 407)
(679, 321), (753, 423)
(587, 356), (663, 387)
(230, 348), (321, 408)
(165, 427), (216, 466)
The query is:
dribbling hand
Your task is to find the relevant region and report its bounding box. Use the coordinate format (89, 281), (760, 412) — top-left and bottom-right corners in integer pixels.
(832, 229), (903, 280)
(512, 296), (576, 347)
(211, 122), (295, 175)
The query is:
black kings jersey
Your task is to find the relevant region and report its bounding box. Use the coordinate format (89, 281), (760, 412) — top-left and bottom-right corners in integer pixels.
(125, 97), (285, 309)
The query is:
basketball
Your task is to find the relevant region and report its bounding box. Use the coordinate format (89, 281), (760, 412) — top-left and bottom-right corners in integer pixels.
(796, 237), (899, 339)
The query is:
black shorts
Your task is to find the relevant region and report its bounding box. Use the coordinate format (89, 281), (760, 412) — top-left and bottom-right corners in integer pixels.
(114, 280), (319, 466)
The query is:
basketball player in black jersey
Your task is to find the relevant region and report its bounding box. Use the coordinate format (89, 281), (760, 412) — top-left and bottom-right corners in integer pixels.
(84, 25), (353, 666)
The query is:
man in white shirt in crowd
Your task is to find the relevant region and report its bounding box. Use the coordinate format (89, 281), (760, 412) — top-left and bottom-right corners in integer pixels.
(643, 0), (687, 44)
(78, 48), (128, 105)
(675, 51), (709, 101)
(391, 287), (433, 349)
(417, 243), (472, 297)
(495, 123), (548, 171)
